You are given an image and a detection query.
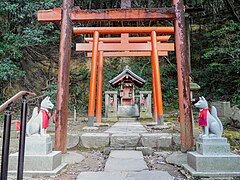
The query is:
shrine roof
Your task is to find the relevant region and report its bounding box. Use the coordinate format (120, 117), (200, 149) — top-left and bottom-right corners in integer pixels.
(109, 68), (146, 88)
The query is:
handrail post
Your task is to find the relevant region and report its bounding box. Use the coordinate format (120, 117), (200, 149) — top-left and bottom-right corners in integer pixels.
(17, 96), (28, 180)
(1, 105), (12, 180)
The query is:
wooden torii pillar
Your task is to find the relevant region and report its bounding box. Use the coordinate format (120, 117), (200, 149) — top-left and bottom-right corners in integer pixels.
(37, 0), (193, 152)
(81, 33), (174, 124)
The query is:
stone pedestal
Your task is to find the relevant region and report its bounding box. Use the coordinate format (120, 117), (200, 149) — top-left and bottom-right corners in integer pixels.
(183, 137), (240, 177)
(139, 91), (152, 119)
(105, 91), (118, 120)
(117, 104), (139, 118)
(8, 135), (67, 177)
(25, 135), (52, 155)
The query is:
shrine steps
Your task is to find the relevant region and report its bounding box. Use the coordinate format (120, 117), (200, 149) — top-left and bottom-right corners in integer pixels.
(118, 117), (138, 121)
(77, 121), (181, 150)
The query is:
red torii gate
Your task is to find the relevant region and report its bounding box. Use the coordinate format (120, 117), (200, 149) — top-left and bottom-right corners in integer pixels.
(37, 0), (193, 153)
(77, 32), (175, 124)
(75, 27), (175, 127)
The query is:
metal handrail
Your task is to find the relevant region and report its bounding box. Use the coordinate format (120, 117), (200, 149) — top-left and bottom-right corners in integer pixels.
(0, 91), (36, 113)
(0, 91), (36, 180)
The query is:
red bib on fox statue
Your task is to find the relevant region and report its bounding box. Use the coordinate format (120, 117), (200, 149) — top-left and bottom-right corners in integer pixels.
(198, 108), (210, 127)
(40, 109), (50, 129)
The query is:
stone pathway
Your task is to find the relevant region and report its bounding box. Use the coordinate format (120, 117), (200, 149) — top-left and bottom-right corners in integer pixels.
(77, 120), (174, 180)
(76, 150), (173, 180)
(105, 121), (147, 134)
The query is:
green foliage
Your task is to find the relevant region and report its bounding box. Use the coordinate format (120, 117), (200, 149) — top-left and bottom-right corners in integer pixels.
(0, 0), (61, 98)
(69, 66), (90, 112)
(192, 20), (240, 106)
(0, 0), (239, 115)
(43, 82), (58, 106)
(0, 59), (25, 81)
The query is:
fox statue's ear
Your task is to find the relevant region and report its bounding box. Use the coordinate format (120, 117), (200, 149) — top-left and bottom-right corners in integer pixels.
(199, 97), (202, 100)
(43, 96), (49, 101)
(202, 96), (206, 101)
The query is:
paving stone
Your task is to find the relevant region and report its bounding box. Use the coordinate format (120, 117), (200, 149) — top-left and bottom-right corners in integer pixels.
(166, 151), (187, 166)
(146, 122), (157, 126)
(157, 134), (173, 148)
(94, 123), (110, 127)
(105, 121), (147, 134)
(83, 127), (99, 130)
(62, 151), (85, 164)
(151, 124), (172, 130)
(80, 133), (109, 148)
(77, 171), (174, 180)
(141, 133), (173, 148)
(126, 170), (174, 180)
(136, 147), (153, 156)
(109, 150), (144, 159)
(105, 150), (148, 172)
(105, 158), (148, 171)
(67, 134), (80, 149)
(172, 133), (181, 146)
(50, 133), (79, 149)
(110, 133), (140, 148)
(76, 172), (125, 180)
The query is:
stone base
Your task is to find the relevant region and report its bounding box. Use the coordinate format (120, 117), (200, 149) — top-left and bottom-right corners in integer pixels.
(25, 135), (52, 155)
(183, 164), (240, 177)
(107, 112), (118, 119)
(9, 151), (64, 172)
(183, 137), (240, 178)
(8, 163), (67, 177)
(196, 138), (230, 155)
(117, 105), (139, 117)
(140, 111), (152, 119)
(187, 151), (240, 172)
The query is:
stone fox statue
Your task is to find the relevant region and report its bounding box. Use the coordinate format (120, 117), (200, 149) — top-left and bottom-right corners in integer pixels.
(26, 96), (54, 136)
(194, 96), (223, 138)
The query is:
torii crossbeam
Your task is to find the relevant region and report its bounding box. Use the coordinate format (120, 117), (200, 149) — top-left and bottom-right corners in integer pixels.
(37, 0), (194, 153)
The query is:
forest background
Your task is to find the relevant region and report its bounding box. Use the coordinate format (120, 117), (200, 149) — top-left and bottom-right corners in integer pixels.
(0, 0), (239, 115)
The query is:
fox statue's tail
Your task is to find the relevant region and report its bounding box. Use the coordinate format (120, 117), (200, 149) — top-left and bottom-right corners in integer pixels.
(26, 107), (39, 136)
(211, 106), (223, 136)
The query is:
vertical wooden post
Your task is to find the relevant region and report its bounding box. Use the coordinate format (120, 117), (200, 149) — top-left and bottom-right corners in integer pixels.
(88, 31), (99, 126)
(55, 0), (74, 153)
(173, 0), (194, 151)
(96, 51), (104, 123)
(151, 31), (164, 125)
(152, 73), (158, 123)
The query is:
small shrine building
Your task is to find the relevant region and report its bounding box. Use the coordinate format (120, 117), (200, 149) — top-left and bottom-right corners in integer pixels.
(105, 67), (152, 119)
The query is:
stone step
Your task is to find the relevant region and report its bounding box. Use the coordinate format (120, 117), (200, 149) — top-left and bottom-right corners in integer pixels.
(79, 132), (178, 149)
(76, 170), (174, 180)
(118, 117), (138, 121)
(104, 150), (148, 172)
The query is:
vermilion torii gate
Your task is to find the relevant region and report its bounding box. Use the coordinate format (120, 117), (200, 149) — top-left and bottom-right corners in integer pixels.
(37, 0), (193, 153)
(76, 32), (175, 124)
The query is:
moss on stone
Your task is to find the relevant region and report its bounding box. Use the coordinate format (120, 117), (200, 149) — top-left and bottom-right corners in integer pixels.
(223, 130), (240, 152)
